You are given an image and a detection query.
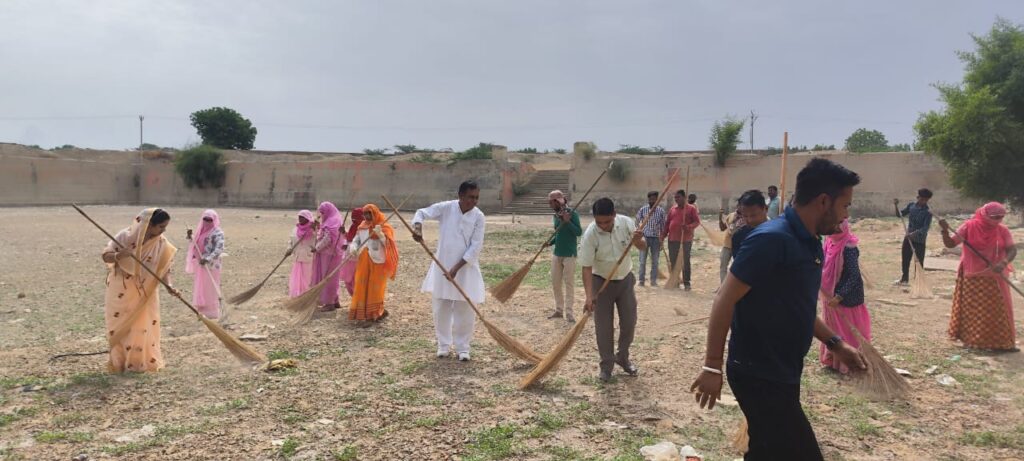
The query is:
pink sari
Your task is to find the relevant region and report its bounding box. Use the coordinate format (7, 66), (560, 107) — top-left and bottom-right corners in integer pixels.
(313, 202), (346, 305)
(186, 209), (223, 318)
(819, 220), (872, 373)
(288, 210), (316, 297)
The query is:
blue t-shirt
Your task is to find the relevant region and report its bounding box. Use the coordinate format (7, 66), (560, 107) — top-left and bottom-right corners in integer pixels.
(727, 207), (824, 384)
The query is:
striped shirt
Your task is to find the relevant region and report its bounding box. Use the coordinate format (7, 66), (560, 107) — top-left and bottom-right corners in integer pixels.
(635, 204), (667, 238)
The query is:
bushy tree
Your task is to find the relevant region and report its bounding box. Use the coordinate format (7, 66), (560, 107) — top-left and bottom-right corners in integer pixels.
(844, 128), (889, 153)
(394, 144), (418, 154)
(915, 18), (1024, 210)
(189, 107), (257, 150)
(709, 118), (745, 166)
(174, 144), (226, 188)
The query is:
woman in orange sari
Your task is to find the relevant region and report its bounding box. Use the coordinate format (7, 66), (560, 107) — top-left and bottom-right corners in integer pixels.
(101, 208), (179, 373)
(348, 204), (399, 322)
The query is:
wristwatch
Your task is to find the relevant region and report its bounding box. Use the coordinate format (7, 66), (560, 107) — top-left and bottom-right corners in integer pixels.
(825, 335), (843, 351)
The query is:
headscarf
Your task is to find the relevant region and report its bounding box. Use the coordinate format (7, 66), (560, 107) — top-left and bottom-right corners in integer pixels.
(958, 202), (1013, 276)
(821, 219), (859, 300)
(548, 190), (566, 207)
(358, 204), (400, 279)
(317, 201), (345, 252)
(346, 207), (364, 242)
(186, 209), (220, 274)
(295, 210), (314, 241)
(109, 208), (174, 287)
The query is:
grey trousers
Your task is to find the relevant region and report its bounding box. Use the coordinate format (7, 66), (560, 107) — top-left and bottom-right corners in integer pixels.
(593, 272), (638, 373)
(637, 236), (661, 283)
(668, 241), (693, 285)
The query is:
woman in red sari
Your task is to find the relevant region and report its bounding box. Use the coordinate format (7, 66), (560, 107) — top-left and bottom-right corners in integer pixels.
(348, 204), (399, 322)
(939, 202), (1018, 351)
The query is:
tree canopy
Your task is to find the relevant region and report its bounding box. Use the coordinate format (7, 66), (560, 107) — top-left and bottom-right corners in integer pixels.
(189, 107), (257, 150)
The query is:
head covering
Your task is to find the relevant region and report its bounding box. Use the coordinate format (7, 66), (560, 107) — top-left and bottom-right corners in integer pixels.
(114, 208), (159, 285)
(317, 201), (346, 252)
(295, 210), (314, 241)
(821, 219), (859, 299)
(959, 202), (1013, 276)
(346, 207), (364, 242)
(186, 209), (220, 274)
(358, 204), (400, 279)
(548, 190), (566, 206)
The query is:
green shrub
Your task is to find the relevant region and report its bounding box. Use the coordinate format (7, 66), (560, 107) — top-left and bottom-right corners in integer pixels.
(609, 162), (631, 183)
(174, 144), (226, 188)
(450, 143), (494, 163)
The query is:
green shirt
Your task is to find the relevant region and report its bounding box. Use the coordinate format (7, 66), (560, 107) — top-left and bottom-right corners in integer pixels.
(549, 209), (583, 257)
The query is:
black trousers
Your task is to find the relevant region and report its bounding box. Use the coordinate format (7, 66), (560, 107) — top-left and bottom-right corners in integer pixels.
(900, 239), (926, 282)
(728, 371), (824, 460)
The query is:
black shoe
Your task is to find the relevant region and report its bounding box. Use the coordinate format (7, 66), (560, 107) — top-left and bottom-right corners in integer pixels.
(683, 284), (692, 291)
(598, 370), (613, 383)
(617, 360), (639, 377)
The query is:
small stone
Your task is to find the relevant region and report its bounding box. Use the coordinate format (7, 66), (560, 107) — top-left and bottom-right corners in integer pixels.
(16, 293), (26, 299)
(316, 418), (334, 425)
(239, 334), (268, 341)
(936, 374), (958, 386)
(254, 215), (261, 219)
(23, 308), (31, 313)
(21, 384), (44, 392)
(894, 368), (912, 377)
(73, 454), (90, 461)
(925, 365), (939, 375)
(271, 439), (285, 447)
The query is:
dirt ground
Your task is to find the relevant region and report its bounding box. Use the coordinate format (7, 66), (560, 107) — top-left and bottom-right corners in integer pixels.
(0, 206), (1022, 461)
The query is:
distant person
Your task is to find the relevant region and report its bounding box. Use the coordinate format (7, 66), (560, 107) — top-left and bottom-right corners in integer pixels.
(635, 191), (667, 287)
(688, 193), (699, 212)
(544, 190), (582, 323)
(286, 210), (316, 297)
(312, 201), (346, 312)
(348, 204), (399, 323)
(663, 189), (701, 290)
(412, 181), (486, 361)
(186, 209), (224, 319)
(340, 207), (365, 296)
(766, 185), (781, 219)
(101, 208), (179, 372)
(580, 198), (646, 382)
(895, 188), (933, 286)
(717, 205), (745, 284)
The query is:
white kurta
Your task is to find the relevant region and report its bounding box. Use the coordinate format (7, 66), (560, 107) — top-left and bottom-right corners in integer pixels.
(412, 200), (486, 304)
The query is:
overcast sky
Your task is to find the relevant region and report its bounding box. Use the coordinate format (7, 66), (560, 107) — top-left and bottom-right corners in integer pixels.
(1, 1), (1021, 153)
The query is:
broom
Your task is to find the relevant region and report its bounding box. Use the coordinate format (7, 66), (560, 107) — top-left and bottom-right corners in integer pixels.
(71, 204), (266, 366)
(283, 197), (415, 325)
(895, 201), (932, 298)
(658, 246), (670, 281)
(519, 167), (682, 389)
(228, 194), (412, 305)
(700, 223), (725, 247)
(383, 195), (544, 364)
(665, 166), (691, 289)
(827, 303), (910, 400)
(732, 417), (749, 453)
(490, 163), (613, 303)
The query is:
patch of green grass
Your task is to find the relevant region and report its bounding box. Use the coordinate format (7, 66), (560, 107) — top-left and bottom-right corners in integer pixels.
(475, 397), (496, 408)
(400, 360), (428, 375)
(333, 445), (358, 460)
(375, 374), (397, 386)
(385, 385), (421, 404)
(280, 437), (299, 458)
(539, 377), (568, 393)
(341, 392), (368, 403)
(68, 372), (112, 388)
(279, 404), (308, 425)
(464, 424), (525, 461)
(0, 407), (39, 428)
(530, 410), (566, 436)
(414, 415), (444, 428)
(959, 425), (1024, 449)
(267, 349), (310, 361)
(394, 338), (433, 353)
(490, 383), (514, 395)
(198, 398), (249, 416)
(100, 422), (211, 455)
(0, 376), (50, 390)
(52, 412), (89, 428)
(949, 372), (994, 397)
(544, 446), (599, 461)
(480, 261), (550, 288)
(611, 429), (657, 461)
(35, 431), (93, 443)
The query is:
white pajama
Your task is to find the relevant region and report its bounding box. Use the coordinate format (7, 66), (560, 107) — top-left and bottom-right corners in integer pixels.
(432, 298), (476, 353)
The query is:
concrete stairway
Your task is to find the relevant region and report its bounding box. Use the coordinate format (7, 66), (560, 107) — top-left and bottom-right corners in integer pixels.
(501, 170), (570, 215)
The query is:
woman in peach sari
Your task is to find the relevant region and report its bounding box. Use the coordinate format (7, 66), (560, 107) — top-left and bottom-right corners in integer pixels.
(348, 204), (399, 322)
(101, 208), (179, 373)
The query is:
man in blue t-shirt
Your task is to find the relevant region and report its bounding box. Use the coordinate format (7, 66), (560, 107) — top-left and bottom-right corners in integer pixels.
(690, 158), (867, 460)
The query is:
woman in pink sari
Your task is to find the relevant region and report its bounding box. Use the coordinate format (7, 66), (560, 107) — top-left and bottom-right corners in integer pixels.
(101, 208), (179, 373)
(186, 209), (225, 319)
(340, 207), (364, 297)
(940, 202), (1017, 351)
(819, 219), (871, 373)
(286, 210), (316, 297)
(312, 201), (346, 311)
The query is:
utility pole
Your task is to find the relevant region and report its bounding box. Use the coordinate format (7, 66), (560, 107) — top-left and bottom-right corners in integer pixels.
(138, 115), (145, 149)
(749, 110), (758, 154)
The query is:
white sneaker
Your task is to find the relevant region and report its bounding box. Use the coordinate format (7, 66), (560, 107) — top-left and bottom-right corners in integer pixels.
(457, 352), (471, 362)
(436, 349), (449, 359)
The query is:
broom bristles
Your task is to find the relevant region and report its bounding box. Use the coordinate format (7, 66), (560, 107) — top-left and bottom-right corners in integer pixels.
(490, 260), (535, 304)
(227, 282), (263, 305)
(732, 416), (749, 453)
(518, 312), (591, 389)
(847, 324), (910, 400)
(199, 316), (267, 365)
(481, 317), (543, 363)
(282, 265), (342, 324)
(701, 224), (725, 247)
(909, 259), (933, 298)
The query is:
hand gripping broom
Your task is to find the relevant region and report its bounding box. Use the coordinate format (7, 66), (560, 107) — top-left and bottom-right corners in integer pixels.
(383, 195), (544, 364)
(490, 163), (613, 303)
(72, 204), (266, 366)
(518, 167), (682, 389)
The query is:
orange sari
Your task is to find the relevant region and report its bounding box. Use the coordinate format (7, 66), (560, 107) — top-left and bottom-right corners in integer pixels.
(103, 209), (177, 372)
(348, 204), (399, 321)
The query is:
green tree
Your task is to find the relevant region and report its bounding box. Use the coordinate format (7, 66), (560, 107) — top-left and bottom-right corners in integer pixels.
(174, 144), (226, 188)
(708, 118), (745, 166)
(844, 128), (889, 153)
(189, 107), (257, 150)
(394, 144), (418, 154)
(915, 18), (1024, 210)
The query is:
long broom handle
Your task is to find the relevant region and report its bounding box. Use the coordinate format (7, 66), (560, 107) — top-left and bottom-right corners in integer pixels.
(946, 225), (1024, 299)
(72, 204), (203, 318)
(382, 195), (487, 319)
(593, 167), (681, 295)
(531, 163), (612, 261)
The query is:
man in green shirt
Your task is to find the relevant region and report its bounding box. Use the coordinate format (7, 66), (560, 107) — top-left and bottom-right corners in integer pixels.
(544, 190), (583, 323)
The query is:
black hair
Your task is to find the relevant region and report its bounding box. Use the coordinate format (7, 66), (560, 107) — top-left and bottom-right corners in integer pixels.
(674, 189), (686, 197)
(918, 188), (933, 199)
(647, 191), (659, 199)
(793, 158), (861, 206)
(458, 180), (479, 196)
(150, 209), (170, 225)
(738, 189), (767, 208)
(592, 197), (616, 216)
(768, 185), (778, 191)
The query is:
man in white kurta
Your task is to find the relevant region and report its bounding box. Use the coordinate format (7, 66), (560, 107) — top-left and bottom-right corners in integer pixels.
(411, 181), (485, 361)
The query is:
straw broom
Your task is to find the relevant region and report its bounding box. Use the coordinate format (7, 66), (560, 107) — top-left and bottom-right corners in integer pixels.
(490, 163), (613, 303)
(228, 194), (412, 305)
(383, 195), (544, 364)
(665, 166), (691, 289)
(732, 417), (749, 453)
(700, 223), (725, 247)
(826, 303), (910, 400)
(519, 167), (682, 389)
(895, 201), (932, 298)
(71, 204), (266, 366)
(283, 197), (415, 325)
